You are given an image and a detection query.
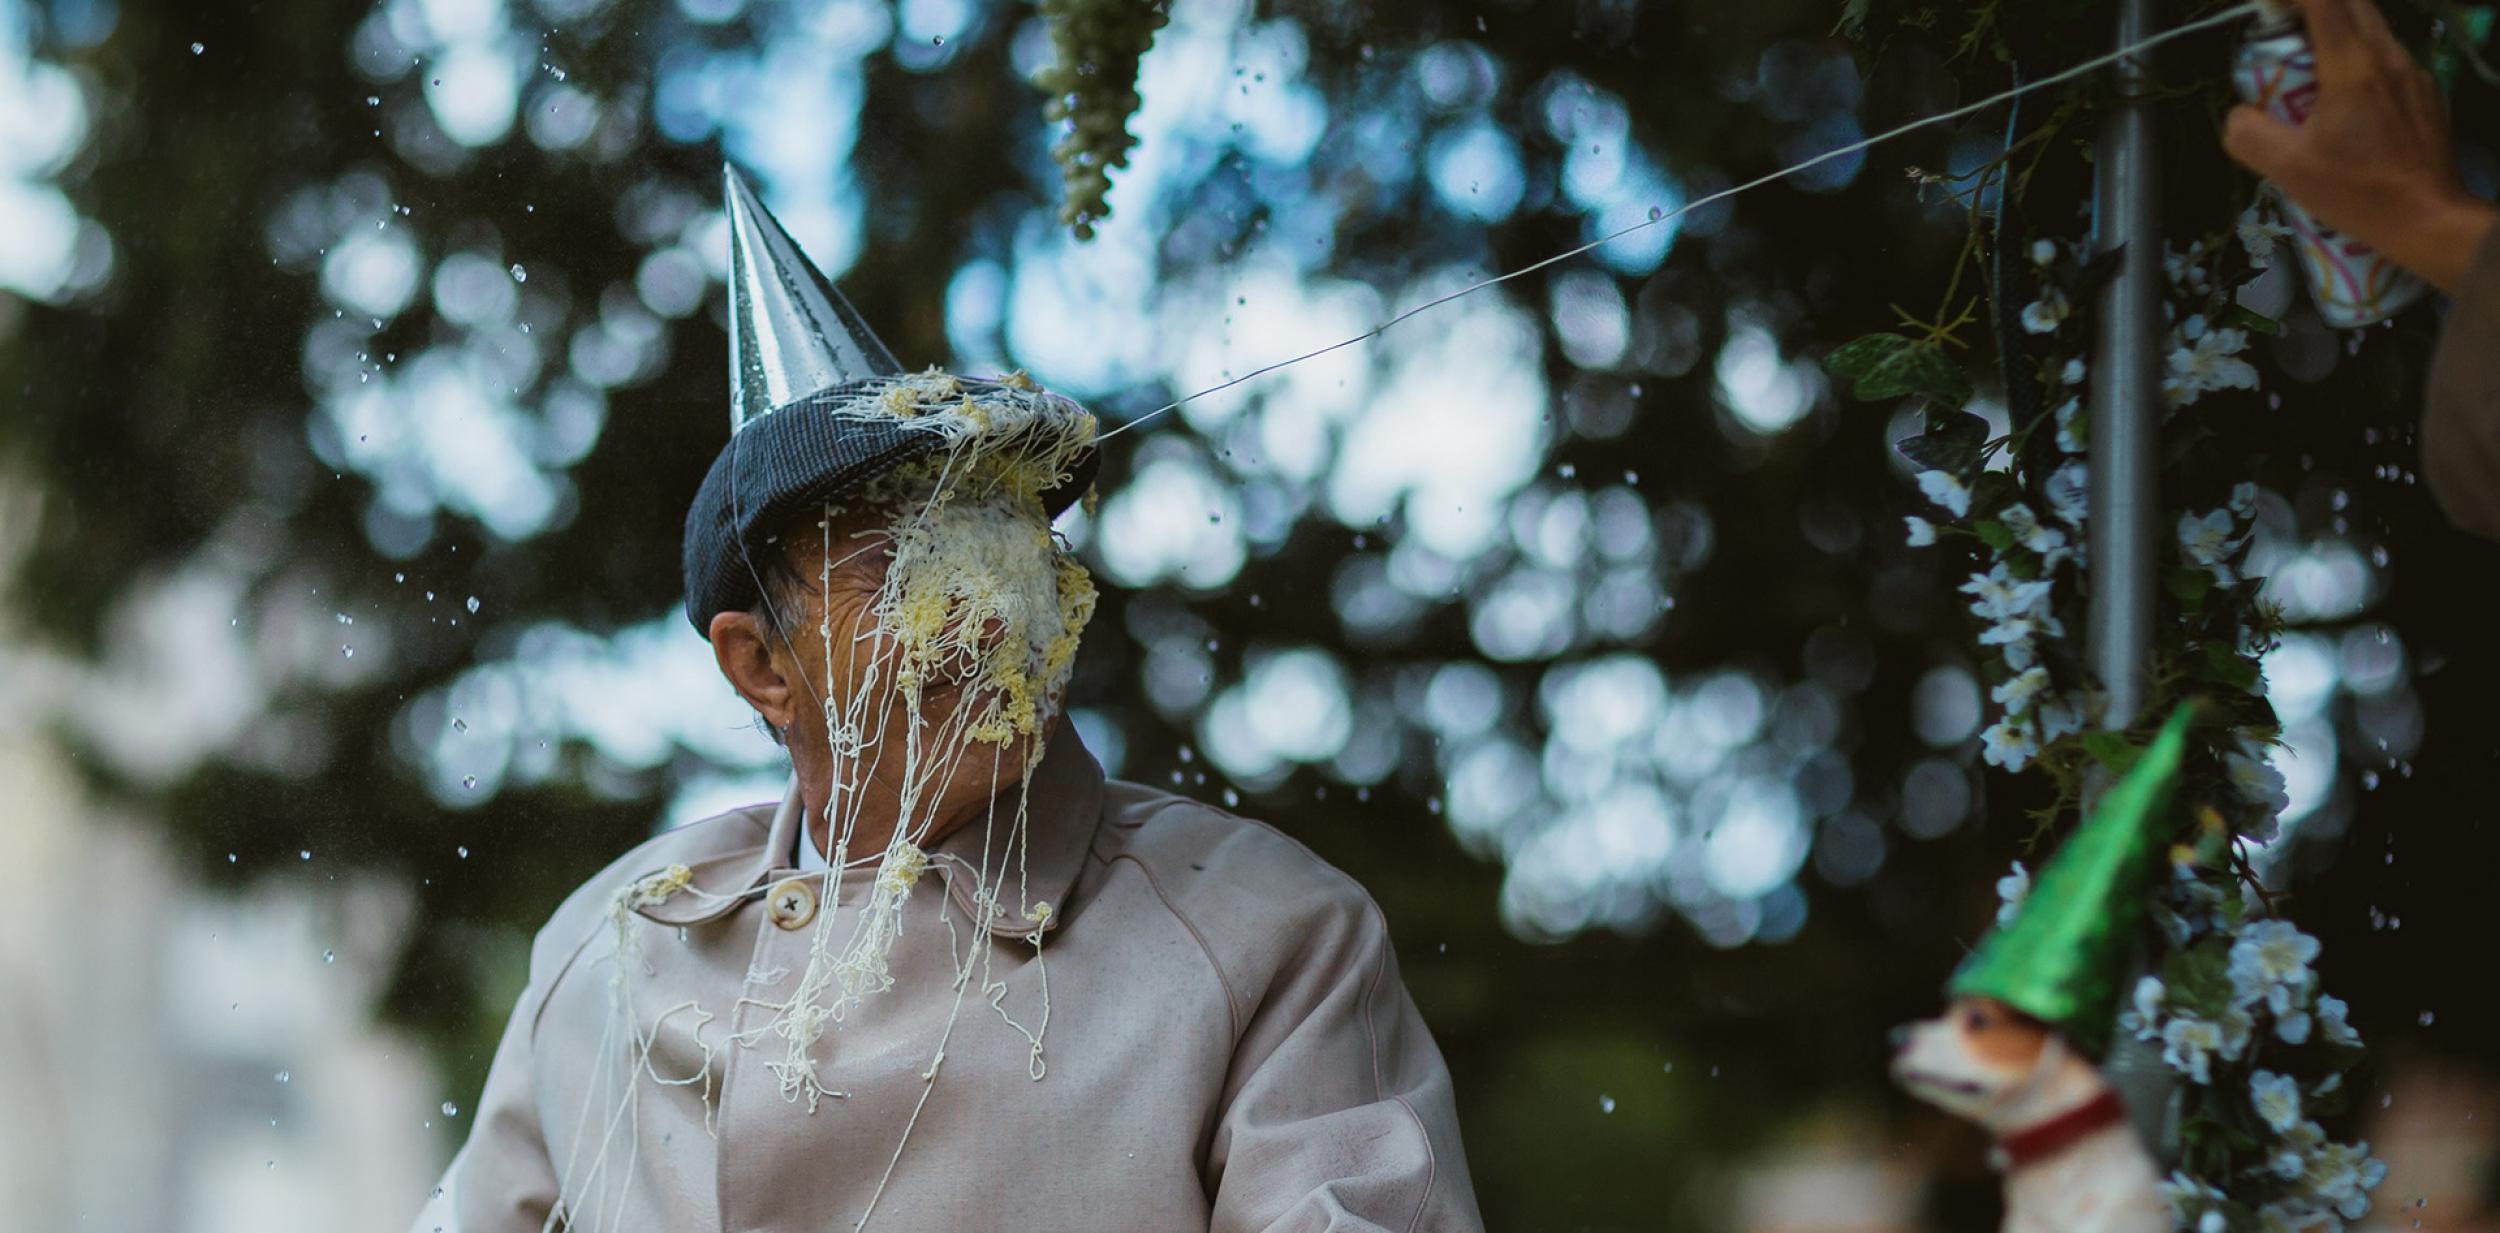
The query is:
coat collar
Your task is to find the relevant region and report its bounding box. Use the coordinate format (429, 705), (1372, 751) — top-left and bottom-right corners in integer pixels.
(631, 724), (1104, 940)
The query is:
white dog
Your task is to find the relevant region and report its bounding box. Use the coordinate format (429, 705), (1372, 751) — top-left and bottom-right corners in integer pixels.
(1893, 996), (2167, 1233)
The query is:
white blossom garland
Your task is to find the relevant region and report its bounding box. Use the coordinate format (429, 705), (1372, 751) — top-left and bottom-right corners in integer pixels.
(1862, 205), (2384, 1228)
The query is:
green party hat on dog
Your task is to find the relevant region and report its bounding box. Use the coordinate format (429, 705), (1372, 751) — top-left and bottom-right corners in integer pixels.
(1949, 704), (2197, 1057)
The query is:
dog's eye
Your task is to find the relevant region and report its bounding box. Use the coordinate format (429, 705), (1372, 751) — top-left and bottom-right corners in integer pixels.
(1962, 1006), (1992, 1031)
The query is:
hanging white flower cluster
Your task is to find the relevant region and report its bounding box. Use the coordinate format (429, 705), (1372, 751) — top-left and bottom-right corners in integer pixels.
(2131, 916), (2379, 1232)
(2166, 313), (2263, 410)
(1902, 238), (2104, 773)
(2235, 205), (2296, 273)
(1992, 859), (2031, 927)
(1867, 220), (2385, 1226)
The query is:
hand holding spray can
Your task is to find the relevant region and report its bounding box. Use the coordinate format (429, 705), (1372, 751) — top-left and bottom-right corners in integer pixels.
(2232, 2), (2432, 326)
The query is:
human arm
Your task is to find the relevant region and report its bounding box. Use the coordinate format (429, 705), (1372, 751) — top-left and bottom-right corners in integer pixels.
(1203, 891), (1483, 1233)
(405, 961), (563, 1232)
(2422, 227), (2500, 541)
(2219, 0), (2500, 538)
(2219, 0), (2497, 292)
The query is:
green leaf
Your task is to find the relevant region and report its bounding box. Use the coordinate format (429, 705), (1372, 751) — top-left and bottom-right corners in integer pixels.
(1895, 409), (1990, 473)
(2080, 731), (2140, 773)
(1974, 520), (2013, 551)
(1970, 472), (2023, 521)
(2167, 566), (2214, 608)
(2200, 641), (2260, 690)
(1825, 333), (1973, 407)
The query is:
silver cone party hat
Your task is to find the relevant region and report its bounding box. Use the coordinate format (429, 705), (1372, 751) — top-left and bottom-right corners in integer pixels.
(722, 166), (902, 431)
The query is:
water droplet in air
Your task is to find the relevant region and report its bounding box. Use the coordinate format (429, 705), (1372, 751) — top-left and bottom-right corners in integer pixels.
(2420, 1010), (2436, 1026)
(463, 775), (479, 790)
(227, 853), (237, 863)
(394, 572), (405, 583)
(442, 1102), (460, 1117)
(932, 35), (945, 45)
(322, 949), (336, 964)
(191, 42), (205, 54)
(465, 595), (480, 613)
(1222, 788), (1240, 807)
(1647, 206), (1664, 222)
(367, 96), (379, 106)
(452, 717), (468, 733)
(1599, 1095), (1616, 1113)
(509, 264), (527, 283)
(457, 845), (470, 859)
(341, 644), (354, 658)
(300, 849), (312, 861)
(275, 1071), (290, 1083)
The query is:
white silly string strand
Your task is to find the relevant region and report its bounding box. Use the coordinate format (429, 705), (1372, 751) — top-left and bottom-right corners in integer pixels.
(1097, 0), (2262, 443)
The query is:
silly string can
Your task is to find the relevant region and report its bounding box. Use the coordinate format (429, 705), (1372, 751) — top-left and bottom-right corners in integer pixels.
(2232, 12), (2431, 327)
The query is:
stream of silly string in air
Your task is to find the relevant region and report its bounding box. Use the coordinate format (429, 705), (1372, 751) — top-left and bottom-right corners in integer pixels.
(1095, 0), (2264, 443)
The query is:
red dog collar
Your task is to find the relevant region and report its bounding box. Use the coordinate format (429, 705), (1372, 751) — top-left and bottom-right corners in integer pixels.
(1993, 1091), (2129, 1171)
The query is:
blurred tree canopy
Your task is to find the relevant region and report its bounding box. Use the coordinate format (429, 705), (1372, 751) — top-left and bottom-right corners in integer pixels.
(3, 0), (2497, 1227)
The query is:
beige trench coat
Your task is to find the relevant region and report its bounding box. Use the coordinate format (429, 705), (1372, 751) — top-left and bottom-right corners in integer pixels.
(408, 727), (1482, 1232)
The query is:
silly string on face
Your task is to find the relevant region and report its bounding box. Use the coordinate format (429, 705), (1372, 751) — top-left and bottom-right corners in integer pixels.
(548, 169), (1103, 1232)
(754, 369), (1099, 1104)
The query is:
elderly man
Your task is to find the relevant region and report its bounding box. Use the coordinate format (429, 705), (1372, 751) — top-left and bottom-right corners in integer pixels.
(409, 169), (1482, 1233)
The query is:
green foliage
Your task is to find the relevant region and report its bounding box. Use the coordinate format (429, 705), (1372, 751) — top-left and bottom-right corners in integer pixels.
(1825, 332), (1974, 407)
(1840, 1), (2431, 1222)
(1896, 408), (1991, 473)
(2080, 730), (2141, 774)
(1032, 0), (1171, 239)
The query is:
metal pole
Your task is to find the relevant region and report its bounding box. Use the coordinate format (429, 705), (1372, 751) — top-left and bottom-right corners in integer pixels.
(2087, 0), (2174, 1154)
(2089, 0), (2161, 723)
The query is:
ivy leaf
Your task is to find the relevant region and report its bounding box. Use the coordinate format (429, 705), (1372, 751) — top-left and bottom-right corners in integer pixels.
(2080, 730), (2140, 773)
(1826, 333), (1973, 407)
(2069, 242), (2127, 300)
(2201, 641), (2260, 690)
(2167, 567), (2214, 608)
(1894, 409), (1990, 473)
(2164, 417), (2217, 467)
(1970, 472), (2024, 523)
(2163, 936), (2236, 1017)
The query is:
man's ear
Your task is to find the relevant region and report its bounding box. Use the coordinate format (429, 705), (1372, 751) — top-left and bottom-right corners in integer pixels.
(710, 610), (797, 731)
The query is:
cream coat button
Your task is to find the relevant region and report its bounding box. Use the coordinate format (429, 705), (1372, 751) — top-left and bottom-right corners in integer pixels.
(766, 878), (818, 930)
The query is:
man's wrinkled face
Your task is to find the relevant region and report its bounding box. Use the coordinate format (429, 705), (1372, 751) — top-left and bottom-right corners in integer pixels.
(752, 489), (1093, 803)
